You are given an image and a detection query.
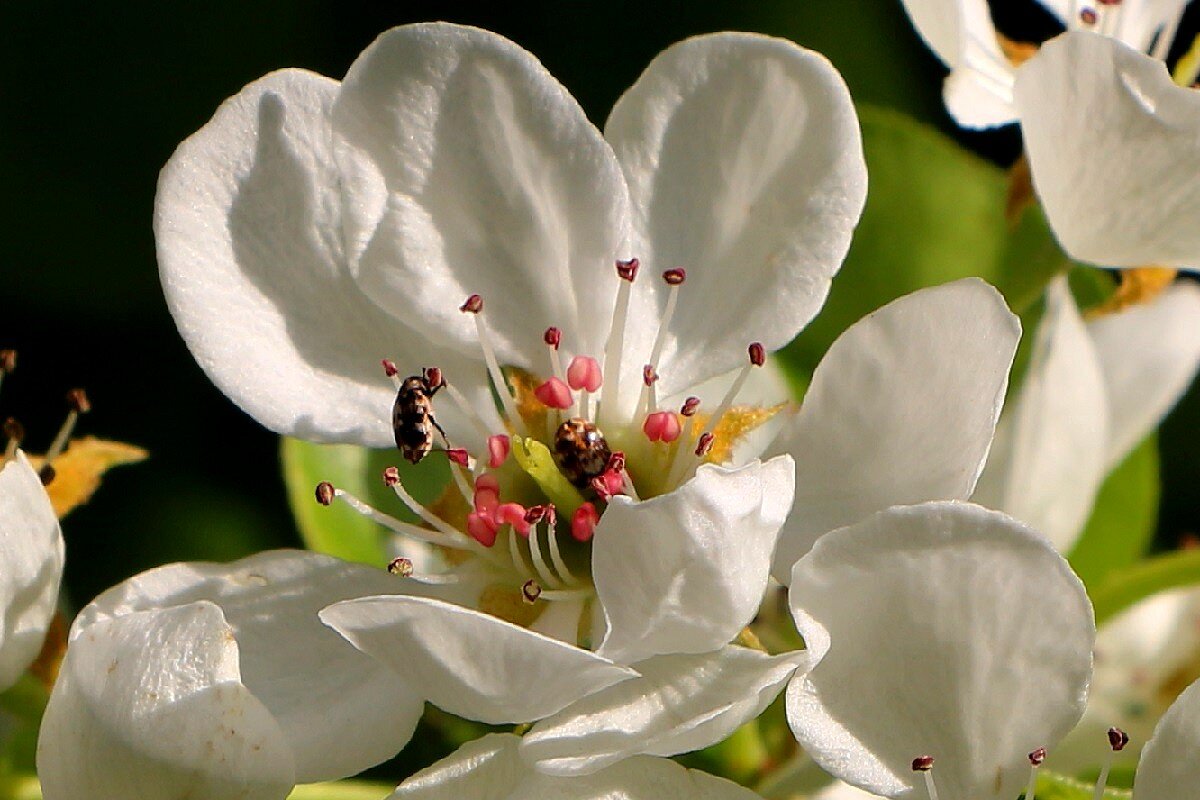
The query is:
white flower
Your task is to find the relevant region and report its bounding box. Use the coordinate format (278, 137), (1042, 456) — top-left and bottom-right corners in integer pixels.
(156, 20), (1019, 776)
(1130, 674), (1200, 800)
(35, 550), (427, 800)
(0, 450), (65, 691)
(783, 501), (1096, 799)
(384, 732), (763, 800)
(973, 276), (1200, 552)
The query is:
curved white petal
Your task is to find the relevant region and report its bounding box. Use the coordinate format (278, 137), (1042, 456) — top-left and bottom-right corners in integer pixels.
(37, 603), (295, 800)
(770, 279), (1020, 580)
(157, 69), (488, 448)
(1135, 676), (1200, 800)
(332, 23), (631, 369)
(392, 733), (762, 800)
(1111, 0), (1192, 54)
(75, 550), (421, 783)
(899, 0), (1017, 128)
(972, 278), (1109, 552)
(605, 33), (867, 395)
(1088, 282), (1200, 470)
(594, 456), (795, 665)
(522, 646), (809, 775)
(320, 595), (637, 725)
(786, 502), (1095, 800)
(1015, 32), (1200, 268)
(0, 451), (64, 691)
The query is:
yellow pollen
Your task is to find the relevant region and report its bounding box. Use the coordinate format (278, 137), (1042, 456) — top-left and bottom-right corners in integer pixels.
(1086, 267), (1178, 318)
(698, 403), (790, 465)
(27, 437), (147, 519)
(997, 34), (1040, 67)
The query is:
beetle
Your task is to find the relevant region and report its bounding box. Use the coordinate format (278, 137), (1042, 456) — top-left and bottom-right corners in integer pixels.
(392, 368), (446, 464)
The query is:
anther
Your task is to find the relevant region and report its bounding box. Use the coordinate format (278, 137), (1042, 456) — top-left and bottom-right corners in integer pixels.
(66, 388), (91, 415)
(382, 466), (401, 487)
(543, 327), (562, 350)
(423, 366), (444, 389)
(700, 343), (764, 445)
(315, 481), (336, 506)
(3, 417), (24, 445)
(571, 502), (599, 542)
(43, 389), (90, 470)
(496, 502), (532, 537)
(748, 342), (766, 367)
(487, 434), (511, 468)
(567, 356), (602, 393)
(1093, 728), (1129, 800)
(607, 452), (625, 474)
(912, 756), (939, 800)
(445, 448), (470, 468)
(1107, 727), (1128, 751)
(388, 557), (414, 577)
(382, 359), (399, 378)
(600, 259), (639, 427)
(695, 432), (715, 458)
(461, 294), (523, 433)
(38, 464), (55, 486)
(460, 294), (483, 314)
(524, 505), (549, 525)
(662, 267), (686, 286)
(680, 397), (700, 417)
(643, 411), (682, 443)
(1080, 7), (1098, 23)
(615, 258), (640, 282)
(643, 364), (659, 386)
(0, 350), (15, 373)
(591, 470), (624, 500)
(534, 377), (573, 410)
(1025, 748), (1046, 800)
(522, 579), (542, 604)
(1029, 748), (1047, 767)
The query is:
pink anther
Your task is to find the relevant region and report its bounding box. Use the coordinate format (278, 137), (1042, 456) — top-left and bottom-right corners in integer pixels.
(567, 355), (603, 392)
(496, 502), (532, 537)
(534, 377), (573, 409)
(445, 448), (469, 467)
(643, 411), (682, 443)
(572, 502), (600, 542)
(487, 434), (511, 468)
(467, 512), (499, 547)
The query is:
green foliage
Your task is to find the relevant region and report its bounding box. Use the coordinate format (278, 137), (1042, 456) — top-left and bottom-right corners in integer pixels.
(1069, 437), (1160, 590)
(1091, 548), (1200, 627)
(1032, 770), (1131, 800)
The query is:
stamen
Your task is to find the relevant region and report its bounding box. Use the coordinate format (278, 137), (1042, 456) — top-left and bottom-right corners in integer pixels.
(701, 343), (765, 443)
(318, 481), (471, 550)
(522, 579), (542, 604)
(526, 521), (564, 590)
(439, 379), (495, 446)
(664, 398), (702, 490)
(487, 434), (511, 468)
(1092, 728), (1128, 800)
(695, 432), (715, 458)
(567, 355), (602, 419)
(383, 466), (467, 542)
(643, 411), (681, 443)
(3, 418), (23, 462)
(534, 506), (576, 585)
(388, 557), (414, 577)
(0, 349), (15, 396)
(1025, 747), (1046, 800)
(508, 527), (535, 578)
(1079, 7), (1098, 25)
(41, 389), (90, 479)
(599, 259), (639, 428)
(571, 502), (599, 542)
(534, 377), (573, 410)
(912, 756), (939, 800)
(461, 294), (525, 435)
(634, 268), (685, 418)
(543, 327), (573, 411)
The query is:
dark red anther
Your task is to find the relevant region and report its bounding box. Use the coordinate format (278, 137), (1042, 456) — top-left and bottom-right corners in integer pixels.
(460, 294), (484, 314)
(1028, 748), (1047, 767)
(66, 388), (91, 414)
(643, 364), (659, 386)
(1108, 727), (1129, 751)
(445, 448), (469, 467)
(695, 432), (715, 457)
(382, 359), (399, 378)
(1080, 6), (1098, 22)
(616, 258), (640, 282)
(525, 504), (549, 525)
(38, 464), (55, 485)
(663, 268), (686, 286)
(315, 481), (335, 506)
(607, 451), (626, 474)
(388, 557), (414, 577)
(0, 350), (15, 373)
(911, 756), (935, 772)
(522, 579), (542, 604)
(423, 366), (444, 389)
(681, 396), (700, 417)
(748, 342), (766, 367)
(544, 327), (562, 350)
(382, 466), (401, 487)
(2, 417), (23, 443)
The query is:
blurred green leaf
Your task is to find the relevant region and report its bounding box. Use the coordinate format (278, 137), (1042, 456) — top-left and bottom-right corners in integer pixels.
(281, 438), (451, 567)
(1033, 770), (1130, 799)
(1091, 548), (1200, 627)
(1069, 437), (1160, 590)
(287, 781), (395, 800)
(781, 106), (1065, 375)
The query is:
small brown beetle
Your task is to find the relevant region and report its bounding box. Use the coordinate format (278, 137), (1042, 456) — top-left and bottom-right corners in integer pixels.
(393, 369), (447, 464)
(552, 417), (612, 487)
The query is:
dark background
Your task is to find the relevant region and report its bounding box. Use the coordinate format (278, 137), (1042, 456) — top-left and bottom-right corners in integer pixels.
(2, 0), (1197, 616)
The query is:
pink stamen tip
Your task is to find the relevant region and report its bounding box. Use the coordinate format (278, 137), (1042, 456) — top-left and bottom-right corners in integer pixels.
(1080, 6), (1098, 22)
(423, 366), (444, 388)
(382, 467), (401, 487)
(473, 476), (500, 514)
(572, 502), (600, 542)
(467, 511), (499, 547)
(911, 756), (935, 772)
(663, 267), (686, 286)
(460, 294), (483, 314)
(543, 327), (562, 350)
(607, 451), (626, 474)
(381, 359), (399, 378)
(314, 481), (335, 506)
(1028, 748), (1047, 767)
(616, 258), (640, 282)
(748, 342), (766, 367)
(497, 502), (531, 537)
(643, 411), (682, 443)
(567, 355), (603, 392)
(681, 396), (700, 417)
(591, 470), (624, 500)
(388, 557), (414, 577)
(695, 432), (715, 458)
(487, 434), (511, 468)
(642, 364), (659, 386)
(445, 448), (469, 467)
(534, 377), (573, 410)
(1108, 727), (1129, 751)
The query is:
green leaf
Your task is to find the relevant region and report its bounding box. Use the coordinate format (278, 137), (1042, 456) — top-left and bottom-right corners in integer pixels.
(1091, 548), (1200, 627)
(280, 437), (450, 566)
(1033, 770), (1130, 800)
(287, 781), (396, 800)
(1068, 436), (1160, 590)
(780, 106), (1066, 375)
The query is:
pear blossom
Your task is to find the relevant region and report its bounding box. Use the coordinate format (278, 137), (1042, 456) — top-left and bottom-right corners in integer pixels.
(1129, 675), (1200, 800)
(35, 550), (429, 800)
(155, 19), (1023, 776)
(783, 501), (1096, 799)
(973, 276), (1200, 552)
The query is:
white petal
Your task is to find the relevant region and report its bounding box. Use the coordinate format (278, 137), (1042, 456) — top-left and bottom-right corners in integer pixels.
(332, 22), (631, 367)
(899, 0), (1016, 128)
(320, 595), (636, 725)
(1135, 677), (1200, 800)
(972, 278), (1109, 552)
(0, 452), (64, 691)
(1015, 32), (1200, 268)
(522, 646), (809, 776)
(770, 279), (1020, 580)
(74, 550), (422, 783)
(605, 33), (867, 395)
(1110, 0), (1191, 54)
(391, 733), (762, 800)
(37, 603), (295, 800)
(786, 502), (1095, 800)
(1088, 282), (1200, 470)
(157, 69), (489, 448)
(594, 456), (796, 664)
